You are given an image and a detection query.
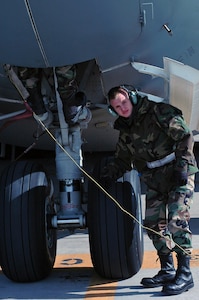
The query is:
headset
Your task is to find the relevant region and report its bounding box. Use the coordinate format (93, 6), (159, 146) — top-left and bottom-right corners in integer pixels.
(108, 85), (138, 117)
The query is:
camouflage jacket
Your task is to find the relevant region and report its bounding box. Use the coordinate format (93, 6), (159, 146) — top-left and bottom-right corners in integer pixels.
(108, 96), (198, 180)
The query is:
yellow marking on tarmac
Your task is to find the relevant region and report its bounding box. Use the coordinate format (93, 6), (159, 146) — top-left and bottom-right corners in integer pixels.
(1, 251), (198, 272)
(54, 253), (93, 268)
(1, 249), (199, 273)
(54, 249), (199, 270)
(142, 249), (199, 269)
(85, 277), (117, 299)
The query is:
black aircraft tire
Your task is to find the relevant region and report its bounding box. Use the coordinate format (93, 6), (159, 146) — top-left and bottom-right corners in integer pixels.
(87, 157), (144, 279)
(0, 160), (57, 282)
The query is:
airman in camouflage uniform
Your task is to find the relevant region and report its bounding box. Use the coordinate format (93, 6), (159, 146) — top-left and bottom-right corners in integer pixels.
(103, 85), (198, 295)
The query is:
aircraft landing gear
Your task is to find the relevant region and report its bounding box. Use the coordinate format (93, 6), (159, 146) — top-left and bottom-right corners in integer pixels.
(0, 66), (144, 282)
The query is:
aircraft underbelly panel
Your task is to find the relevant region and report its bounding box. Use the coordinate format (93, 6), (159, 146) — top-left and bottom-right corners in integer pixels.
(0, 0), (141, 67)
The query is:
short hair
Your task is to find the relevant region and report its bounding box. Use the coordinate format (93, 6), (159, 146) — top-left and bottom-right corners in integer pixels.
(108, 86), (124, 102)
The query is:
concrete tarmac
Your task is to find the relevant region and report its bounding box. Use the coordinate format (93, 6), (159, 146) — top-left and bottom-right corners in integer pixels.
(1, 226), (199, 299)
(0, 147), (199, 299)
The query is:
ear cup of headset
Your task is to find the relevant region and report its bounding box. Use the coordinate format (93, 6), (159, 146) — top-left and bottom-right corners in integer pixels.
(128, 90), (137, 105)
(108, 105), (118, 117)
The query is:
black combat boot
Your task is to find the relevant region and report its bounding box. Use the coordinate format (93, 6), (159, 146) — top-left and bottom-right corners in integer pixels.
(162, 253), (194, 295)
(141, 252), (176, 287)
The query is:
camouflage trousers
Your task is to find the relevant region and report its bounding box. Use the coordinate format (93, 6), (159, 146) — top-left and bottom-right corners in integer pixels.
(144, 174), (195, 255)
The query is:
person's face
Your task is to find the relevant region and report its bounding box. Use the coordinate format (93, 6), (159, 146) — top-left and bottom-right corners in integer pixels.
(110, 90), (133, 118)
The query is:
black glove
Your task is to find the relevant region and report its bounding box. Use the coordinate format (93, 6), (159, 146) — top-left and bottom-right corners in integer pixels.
(173, 170), (188, 186)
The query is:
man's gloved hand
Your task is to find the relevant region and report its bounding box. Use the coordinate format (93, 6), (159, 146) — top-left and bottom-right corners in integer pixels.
(173, 170), (188, 186)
